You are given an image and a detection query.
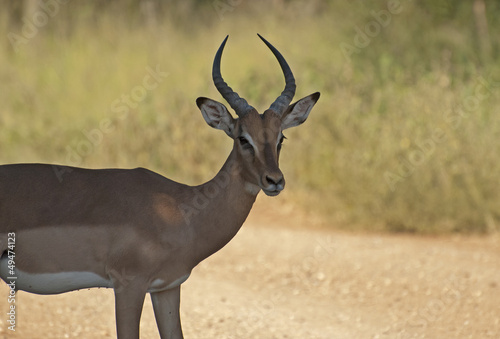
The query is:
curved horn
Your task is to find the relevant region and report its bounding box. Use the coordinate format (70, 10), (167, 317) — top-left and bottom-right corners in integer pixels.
(212, 35), (254, 117)
(257, 34), (296, 116)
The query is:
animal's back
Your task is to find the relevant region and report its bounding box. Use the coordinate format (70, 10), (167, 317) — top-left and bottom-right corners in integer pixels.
(0, 164), (186, 232)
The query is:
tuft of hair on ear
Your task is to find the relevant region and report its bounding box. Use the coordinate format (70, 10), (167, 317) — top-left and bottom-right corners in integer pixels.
(312, 92), (320, 102)
(196, 97), (207, 109)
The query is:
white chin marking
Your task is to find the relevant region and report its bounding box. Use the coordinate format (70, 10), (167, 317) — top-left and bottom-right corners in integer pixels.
(264, 190), (281, 196)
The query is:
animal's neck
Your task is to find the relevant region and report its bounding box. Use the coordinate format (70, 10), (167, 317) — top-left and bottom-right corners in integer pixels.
(189, 149), (259, 264)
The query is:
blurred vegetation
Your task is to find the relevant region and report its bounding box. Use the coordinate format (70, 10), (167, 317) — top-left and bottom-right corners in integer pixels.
(0, 0), (499, 233)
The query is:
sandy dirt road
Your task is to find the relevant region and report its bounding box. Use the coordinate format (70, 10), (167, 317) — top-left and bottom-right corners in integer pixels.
(0, 204), (499, 338)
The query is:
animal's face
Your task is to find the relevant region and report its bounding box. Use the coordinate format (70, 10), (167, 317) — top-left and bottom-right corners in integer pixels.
(197, 93), (319, 196)
(232, 109), (285, 196)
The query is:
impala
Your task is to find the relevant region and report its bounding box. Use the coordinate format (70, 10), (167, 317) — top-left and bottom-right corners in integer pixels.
(0, 34), (319, 338)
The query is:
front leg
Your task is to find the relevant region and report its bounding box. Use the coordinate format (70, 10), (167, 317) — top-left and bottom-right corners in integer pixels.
(114, 279), (148, 339)
(151, 286), (183, 339)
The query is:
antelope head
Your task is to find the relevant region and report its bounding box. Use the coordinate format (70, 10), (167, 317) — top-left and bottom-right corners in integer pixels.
(197, 34), (320, 196)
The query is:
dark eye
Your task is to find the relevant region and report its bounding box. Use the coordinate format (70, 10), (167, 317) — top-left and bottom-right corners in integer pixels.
(238, 136), (249, 146)
(278, 134), (286, 151)
(238, 136), (254, 154)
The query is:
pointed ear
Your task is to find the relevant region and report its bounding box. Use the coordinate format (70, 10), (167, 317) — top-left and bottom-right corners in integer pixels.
(196, 97), (236, 138)
(281, 92), (320, 130)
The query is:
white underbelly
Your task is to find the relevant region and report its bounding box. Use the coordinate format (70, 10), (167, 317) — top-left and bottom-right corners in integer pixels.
(0, 266), (112, 294)
(0, 258), (190, 294)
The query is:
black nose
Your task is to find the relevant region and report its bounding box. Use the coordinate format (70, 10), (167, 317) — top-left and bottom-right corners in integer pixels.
(265, 174), (284, 186)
